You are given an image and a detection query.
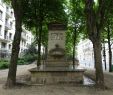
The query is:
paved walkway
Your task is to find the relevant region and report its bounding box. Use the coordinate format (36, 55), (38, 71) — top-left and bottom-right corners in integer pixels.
(0, 64), (113, 95)
(0, 63), (36, 84)
(84, 69), (113, 89)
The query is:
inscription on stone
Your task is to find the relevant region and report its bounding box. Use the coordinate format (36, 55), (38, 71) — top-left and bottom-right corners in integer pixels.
(51, 33), (63, 40)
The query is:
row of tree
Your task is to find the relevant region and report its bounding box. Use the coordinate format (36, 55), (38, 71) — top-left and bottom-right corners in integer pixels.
(4, 0), (67, 88)
(66, 0), (113, 88)
(4, 0), (113, 89)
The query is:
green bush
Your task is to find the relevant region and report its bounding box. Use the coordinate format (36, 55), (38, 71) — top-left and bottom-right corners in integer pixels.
(112, 65), (113, 71)
(0, 59), (8, 62)
(0, 59), (9, 69)
(17, 54), (37, 65)
(24, 54), (37, 63)
(0, 53), (37, 69)
(17, 58), (26, 65)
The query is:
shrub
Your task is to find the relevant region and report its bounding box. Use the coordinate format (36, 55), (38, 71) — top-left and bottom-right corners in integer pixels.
(24, 54), (37, 63)
(0, 53), (37, 69)
(17, 54), (37, 65)
(112, 65), (113, 71)
(17, 58), (26, 65)
(0, 59), (9, 69)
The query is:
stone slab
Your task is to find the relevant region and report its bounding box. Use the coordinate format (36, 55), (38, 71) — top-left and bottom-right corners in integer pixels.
(29, 68), (85, 84)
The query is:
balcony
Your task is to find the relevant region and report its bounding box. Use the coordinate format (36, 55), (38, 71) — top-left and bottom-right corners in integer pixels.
(8, 37), (13, 41)
(5, 23), (11, 30)
(3, 36), (10, 42)
(6, 9), (12, 18)
(0, 35), (12, 42)
(0, 49), (11, 58)
(4, 35), (9, 40)
(0, 36), (10, 42)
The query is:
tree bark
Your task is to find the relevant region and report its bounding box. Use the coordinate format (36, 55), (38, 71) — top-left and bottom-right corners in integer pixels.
(93, 39), (104, 87)
(73, 26), (76, 69)
(5, 17), (22, 88)
(85, 0), (104, 88)
(45, 45), (48, 60)
(103, 40), (107, 70)
(107, 23), (112, 72)
(5, 0), (23, 88)
(37, 0), (43, 67)
(37, 20), (42, 67)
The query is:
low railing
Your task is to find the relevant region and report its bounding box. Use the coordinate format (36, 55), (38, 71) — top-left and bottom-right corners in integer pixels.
(6, 10), (12, 18)
(0, 49), (11, 59)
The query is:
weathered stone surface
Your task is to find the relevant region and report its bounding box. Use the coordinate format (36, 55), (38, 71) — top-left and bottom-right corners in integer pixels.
(30, 68), (85, 84)
(29, 22), (85, 84)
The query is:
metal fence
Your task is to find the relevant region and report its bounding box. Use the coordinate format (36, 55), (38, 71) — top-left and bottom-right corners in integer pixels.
(0, 50), (11, 59)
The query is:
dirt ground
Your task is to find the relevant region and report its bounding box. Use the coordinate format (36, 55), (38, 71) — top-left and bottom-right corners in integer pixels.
(0, 84), (113, 95)
(0, 63), (113, 95)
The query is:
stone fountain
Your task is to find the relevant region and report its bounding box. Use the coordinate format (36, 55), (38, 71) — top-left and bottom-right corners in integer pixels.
(29, 22), (85, 84)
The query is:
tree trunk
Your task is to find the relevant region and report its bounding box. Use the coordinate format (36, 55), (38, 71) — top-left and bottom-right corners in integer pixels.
(36, 0), (43, 67)
(107, 23), (112, 72)
(92, 39), (104, 87)
(45, 46), (48, 60)
(103, 40), (107, 70)
(37, 20), (42, 67)
(5, 17), (22, 87)
(85, 0), (104, 88)
(73, 27), (76, 69)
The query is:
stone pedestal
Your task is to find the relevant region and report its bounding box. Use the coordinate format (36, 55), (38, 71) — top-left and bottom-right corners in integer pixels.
(29, 68), (85, 84)
(29, 22), (85, 84)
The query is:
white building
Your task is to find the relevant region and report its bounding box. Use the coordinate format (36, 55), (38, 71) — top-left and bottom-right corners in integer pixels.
(20, 28), (34, 54)
(77, 39), (113, 70)
(0, 0), (34, 58)
(77, 39), (94, 69)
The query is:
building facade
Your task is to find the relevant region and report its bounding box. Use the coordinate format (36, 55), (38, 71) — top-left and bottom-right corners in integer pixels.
(77, 39), (113, 70)
(0, 0), (34, 58)
(77, 39), (94, 69)
(20, 28), (34, 56)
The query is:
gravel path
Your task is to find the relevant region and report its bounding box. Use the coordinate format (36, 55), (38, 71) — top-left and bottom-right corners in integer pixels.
(0, 84), (113, 95)
(0, 63), (36, 78)
(0, 64), (113, 95)
(84, 69), (113, 89)
(0, 62), (36, 84)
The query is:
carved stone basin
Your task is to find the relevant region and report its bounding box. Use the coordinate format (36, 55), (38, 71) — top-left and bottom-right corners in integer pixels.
(49, 44), (65, 58)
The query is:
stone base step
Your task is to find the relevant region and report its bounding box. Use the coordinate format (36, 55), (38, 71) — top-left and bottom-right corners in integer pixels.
(45, 61), (69, 67)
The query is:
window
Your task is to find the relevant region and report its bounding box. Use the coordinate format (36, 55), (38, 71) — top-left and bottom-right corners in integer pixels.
(0, 10), (3, 20)
(9, 33), (12, 39)
(11, 11), (13, 16)
(9, 44), (11, 49)
(5, 19), (8, 25)
(4, 30), (7, 39)
(6, 6), (9, 12)
(1, 42), (6, 48)
(10, 22), (13, 28)
(24, 41), (26, 46)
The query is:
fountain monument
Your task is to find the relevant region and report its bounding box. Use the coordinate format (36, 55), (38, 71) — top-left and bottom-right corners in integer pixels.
(29, 22), (85, 84)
